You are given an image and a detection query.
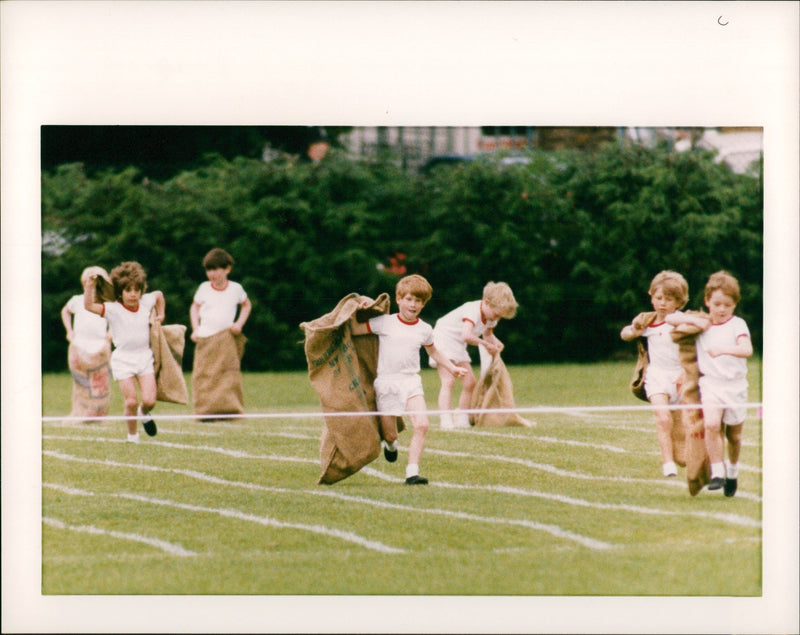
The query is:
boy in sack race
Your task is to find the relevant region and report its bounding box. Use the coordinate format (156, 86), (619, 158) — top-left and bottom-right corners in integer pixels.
(61, 266), (114, 422)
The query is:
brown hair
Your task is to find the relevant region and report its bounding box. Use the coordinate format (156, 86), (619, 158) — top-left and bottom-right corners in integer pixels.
(110, 261), (147, 299)
(704, 270), (741, 304)
(395, 274), (433, 303)
(203, 247), (235, 270)
(648, 270), (689, 309)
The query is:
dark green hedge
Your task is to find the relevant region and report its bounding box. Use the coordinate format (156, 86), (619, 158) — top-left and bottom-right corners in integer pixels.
(42, 142), (762, 372)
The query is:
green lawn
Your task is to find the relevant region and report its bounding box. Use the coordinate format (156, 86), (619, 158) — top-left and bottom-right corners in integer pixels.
(41, 360), (762, 596)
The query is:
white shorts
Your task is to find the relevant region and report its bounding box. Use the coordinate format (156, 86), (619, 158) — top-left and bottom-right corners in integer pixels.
(110, 348), (155, 381)
(644, 366), (683, 404)
(374, 374), (424, 415)
(428, 338), (470, 369)
(699, 376), (748, 426)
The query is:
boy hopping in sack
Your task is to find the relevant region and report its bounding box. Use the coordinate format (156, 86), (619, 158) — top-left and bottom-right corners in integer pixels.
(667, 271), (753, 496)
(84, 261), (165, 442)
(61, 266), (113, 422)
(429, 281), (519, 429)
(621, 271), (689, 477)
(190, 248), (252, 418)
(350, 275), (467, 484)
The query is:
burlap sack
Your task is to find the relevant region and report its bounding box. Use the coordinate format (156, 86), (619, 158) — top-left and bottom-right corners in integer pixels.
(191, 329), (247, 416)
(149, 320), (189, 405)
(67, 342), (111, 422)
(300, 293), (404, 485)
(670, 313), (711, 496)
(628, 311), (657, 402)
(470, 354), (534, 427)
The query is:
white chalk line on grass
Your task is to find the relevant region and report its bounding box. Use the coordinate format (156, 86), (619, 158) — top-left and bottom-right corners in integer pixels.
(43, 431), (762, 503)
(46, 448), (760, 551)
(43, 450), (611, 551)
(42, 512), (198, 557)
(42, 476), (404, 555)
(43, 401), (763, 424)
(43, 435), (318, 465)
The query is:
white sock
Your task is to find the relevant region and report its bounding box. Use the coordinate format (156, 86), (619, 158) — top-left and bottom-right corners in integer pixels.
(711, 462), (725, 479)
(440, 413), (453, 428)
(725, 462), (739, 479)
(405, 464), (419, 479)
(383, 440), (397, 451)
(127, 433), (140, 443)
(662, 461), (678, 476)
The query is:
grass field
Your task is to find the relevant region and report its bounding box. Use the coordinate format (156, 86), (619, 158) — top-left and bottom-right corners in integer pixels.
(41, 361), (763, 597)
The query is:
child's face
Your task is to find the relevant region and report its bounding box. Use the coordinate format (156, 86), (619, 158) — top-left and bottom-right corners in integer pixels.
(121, 284), (143, 309)
(206, 266), (231, 288)
(481, 301), (503, 322)
(705, 289), (736, 324)
(650, 287), (680, 319)
(396, 292), (425, 322)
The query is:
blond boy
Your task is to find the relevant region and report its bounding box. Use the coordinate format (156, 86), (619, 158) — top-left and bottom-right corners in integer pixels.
(621, 271), (689, 477)
(430, 281), (519, 429)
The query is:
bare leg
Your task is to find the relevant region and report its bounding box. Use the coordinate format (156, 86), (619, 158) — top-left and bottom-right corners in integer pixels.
(405, 394), (430, 468)
(117, 377), (139, 436)
(650, 394), (674, 465)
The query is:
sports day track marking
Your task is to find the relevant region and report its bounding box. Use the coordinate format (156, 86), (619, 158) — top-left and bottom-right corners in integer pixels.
(45, 449), (761, 535)
(43, 431), (763, 503)
(43, 478), (404, 555)
(42, 512), (198, 557)
(44, 451), (613, 550)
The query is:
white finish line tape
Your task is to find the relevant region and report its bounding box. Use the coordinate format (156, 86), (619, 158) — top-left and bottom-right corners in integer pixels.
(43, 402), (764, 423)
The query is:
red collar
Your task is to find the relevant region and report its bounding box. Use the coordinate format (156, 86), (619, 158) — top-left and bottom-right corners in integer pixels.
(117, 300), (140, 313)
(397, 314), (419, 326)
(211, 281), (229, 292)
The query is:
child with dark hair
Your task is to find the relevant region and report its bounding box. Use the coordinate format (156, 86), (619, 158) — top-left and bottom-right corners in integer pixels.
(84, 261), (165, 442)
(190, 248), (252, 418)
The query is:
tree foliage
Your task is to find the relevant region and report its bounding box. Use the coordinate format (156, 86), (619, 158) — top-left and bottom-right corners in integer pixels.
(43, 142), (763, 372)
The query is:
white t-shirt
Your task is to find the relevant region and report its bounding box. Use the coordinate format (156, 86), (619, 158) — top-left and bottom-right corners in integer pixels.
(643, 319), (682, 373)
(697, 316), (750, 382)
(66, 294), (109, 353)
(432, 300), (498, 363)
(367, 313), (434, 377)
(193, 280), (248, 337)
(102, 292), (158, 353)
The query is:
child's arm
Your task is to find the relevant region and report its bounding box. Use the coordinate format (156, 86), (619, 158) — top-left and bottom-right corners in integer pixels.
(82, 275), (105, 316)
(665, 310), (710, 331)
(151, 291), (166, 324)
(480, 327), (504, 355)
(707, 334), (753, 359)
(426, 344), (468, 378)
(189, 301), (201, 342)
(620, 323), (644, 341)
(348, 300), (373, 336)
(231, 297), (252, 335)
(61, 303), (74, 341)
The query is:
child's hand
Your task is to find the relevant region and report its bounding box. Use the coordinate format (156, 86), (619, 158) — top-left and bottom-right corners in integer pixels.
(450, 366), (469, 379)
(230, 324), (242, 335)
(190, 331), (199, 343)
(152, 313), (164, 325)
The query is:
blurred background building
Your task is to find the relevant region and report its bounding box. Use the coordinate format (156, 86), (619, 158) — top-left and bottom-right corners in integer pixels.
(340, 126), (763, 174)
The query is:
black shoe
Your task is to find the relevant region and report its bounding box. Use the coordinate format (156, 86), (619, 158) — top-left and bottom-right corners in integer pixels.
(142, 419), (158, 437)
(405, 475), (428, 485)
(383, 444), (398, 463)
(708, 476), (724, 491)
(723, 478), (738, 497)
